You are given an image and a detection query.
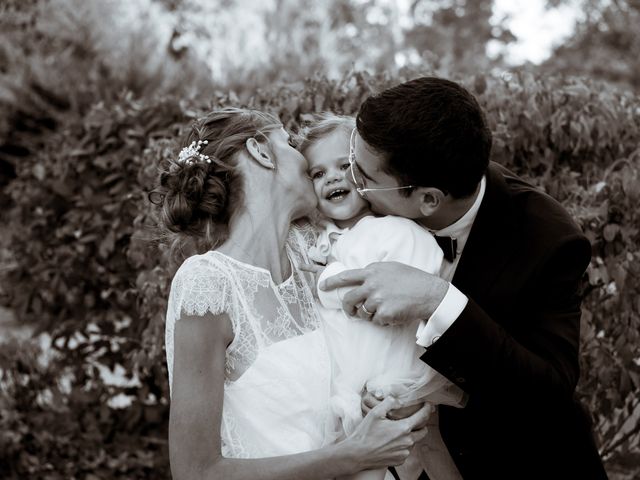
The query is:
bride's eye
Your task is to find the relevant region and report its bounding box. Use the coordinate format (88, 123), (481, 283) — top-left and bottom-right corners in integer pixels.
(341, 163), (350, 170)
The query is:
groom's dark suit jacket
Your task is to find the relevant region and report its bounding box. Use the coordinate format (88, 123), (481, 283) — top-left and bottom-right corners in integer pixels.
(420, 162), (608, 479)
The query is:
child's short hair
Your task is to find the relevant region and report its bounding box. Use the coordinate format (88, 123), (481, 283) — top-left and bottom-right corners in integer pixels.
(297, 113), (355, 155)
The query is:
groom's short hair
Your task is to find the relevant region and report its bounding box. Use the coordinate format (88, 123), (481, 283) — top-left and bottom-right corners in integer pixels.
(356, 77), (492, 198)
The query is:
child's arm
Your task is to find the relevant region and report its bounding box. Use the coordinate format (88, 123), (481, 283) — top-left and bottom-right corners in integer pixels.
(316, 261), (352, 309)
(317, 216), (444, 310)
(355, 216), (444, 275)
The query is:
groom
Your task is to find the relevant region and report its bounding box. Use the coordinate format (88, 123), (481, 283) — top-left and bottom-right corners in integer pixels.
(321, 77), (608, 479)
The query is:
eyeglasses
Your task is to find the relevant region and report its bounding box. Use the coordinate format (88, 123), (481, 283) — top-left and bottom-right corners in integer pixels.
(348, 128), (415, 198)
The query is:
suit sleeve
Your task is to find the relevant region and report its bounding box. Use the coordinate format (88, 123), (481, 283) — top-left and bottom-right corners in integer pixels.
(420, 234), (591, 405)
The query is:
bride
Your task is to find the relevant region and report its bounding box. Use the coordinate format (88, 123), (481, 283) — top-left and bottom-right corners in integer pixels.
(152, 108), (431, 479)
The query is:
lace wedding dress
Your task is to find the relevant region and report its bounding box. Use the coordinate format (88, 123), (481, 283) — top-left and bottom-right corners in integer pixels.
(165, 222), (332, 458)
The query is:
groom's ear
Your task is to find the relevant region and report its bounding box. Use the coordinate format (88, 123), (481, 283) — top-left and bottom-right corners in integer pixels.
(245, 137), (276, 170)
(417, 187), (446, 216)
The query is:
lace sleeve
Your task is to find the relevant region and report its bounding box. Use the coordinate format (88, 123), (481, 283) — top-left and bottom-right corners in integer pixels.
(168, 255), (231, 319)
(165, 254), (231, 393)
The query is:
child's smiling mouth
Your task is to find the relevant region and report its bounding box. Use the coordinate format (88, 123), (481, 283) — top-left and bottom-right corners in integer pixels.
(325, 188), (350, 202)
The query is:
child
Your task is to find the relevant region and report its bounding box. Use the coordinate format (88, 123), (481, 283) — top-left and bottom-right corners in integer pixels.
(299, 114), (466, 480)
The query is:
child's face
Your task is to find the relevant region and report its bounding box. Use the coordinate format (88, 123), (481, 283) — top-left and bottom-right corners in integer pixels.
(305, 129), (370, 222)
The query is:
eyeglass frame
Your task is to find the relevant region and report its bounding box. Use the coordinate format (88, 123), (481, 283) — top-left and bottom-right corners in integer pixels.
(348, 128), (415, 198)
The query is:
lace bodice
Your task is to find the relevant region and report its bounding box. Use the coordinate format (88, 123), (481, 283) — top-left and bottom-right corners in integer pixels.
(165, 221), (320, 389)
(165, 222), (332, 459)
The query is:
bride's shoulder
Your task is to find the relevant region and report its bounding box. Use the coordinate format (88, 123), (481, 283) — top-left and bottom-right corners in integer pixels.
(175, 251), (217, 273)
(167, 252), (236, 325)
(171, 252), (230, 290)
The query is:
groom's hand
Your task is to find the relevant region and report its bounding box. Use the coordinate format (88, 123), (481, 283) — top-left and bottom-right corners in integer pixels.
(319, 261), (448, 326)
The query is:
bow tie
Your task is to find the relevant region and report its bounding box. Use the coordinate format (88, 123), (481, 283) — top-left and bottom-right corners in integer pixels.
(434, 235), (458, 262)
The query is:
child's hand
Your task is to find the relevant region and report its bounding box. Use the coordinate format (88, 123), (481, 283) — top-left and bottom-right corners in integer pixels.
(300, 262), (326, 278)
(299, 262), (326, 291)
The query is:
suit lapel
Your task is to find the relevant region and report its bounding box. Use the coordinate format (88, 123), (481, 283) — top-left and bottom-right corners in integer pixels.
(452, 163), (521, 302)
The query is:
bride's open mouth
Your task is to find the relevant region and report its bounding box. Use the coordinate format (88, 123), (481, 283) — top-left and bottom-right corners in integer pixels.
(325, 187), (351, 203)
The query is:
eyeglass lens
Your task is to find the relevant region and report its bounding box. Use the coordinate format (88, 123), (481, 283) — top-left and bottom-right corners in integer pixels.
(349, 129), (365, 191)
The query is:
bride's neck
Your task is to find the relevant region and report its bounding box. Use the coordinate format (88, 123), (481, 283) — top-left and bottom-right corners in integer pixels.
(219, 207), (292, 283)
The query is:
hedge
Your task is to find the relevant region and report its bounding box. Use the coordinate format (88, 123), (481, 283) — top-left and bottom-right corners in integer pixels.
(1, 70), (639, 477)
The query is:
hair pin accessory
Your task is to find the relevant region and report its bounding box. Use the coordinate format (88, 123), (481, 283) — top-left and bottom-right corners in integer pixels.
(178, 140), (212, 164)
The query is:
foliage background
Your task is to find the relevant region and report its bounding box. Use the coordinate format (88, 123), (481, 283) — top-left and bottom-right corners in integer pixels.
(0, 0), (639, 478)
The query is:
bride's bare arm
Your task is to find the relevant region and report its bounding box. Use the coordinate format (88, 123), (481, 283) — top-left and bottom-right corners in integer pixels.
(169, 311), (432, 480)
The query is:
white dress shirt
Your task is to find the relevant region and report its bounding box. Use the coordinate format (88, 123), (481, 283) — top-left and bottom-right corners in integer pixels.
(416, 176), (486, 347)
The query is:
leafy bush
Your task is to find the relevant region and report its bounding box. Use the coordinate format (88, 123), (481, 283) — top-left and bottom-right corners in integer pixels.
(0, 0), (213, 215)
(1, 69), (639, 477)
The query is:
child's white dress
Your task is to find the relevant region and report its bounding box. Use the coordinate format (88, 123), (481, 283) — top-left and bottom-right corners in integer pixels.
(310, 215), (466, 479)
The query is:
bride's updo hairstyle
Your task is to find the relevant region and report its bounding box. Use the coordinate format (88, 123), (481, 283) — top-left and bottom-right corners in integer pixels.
(151, 108), (281, 257)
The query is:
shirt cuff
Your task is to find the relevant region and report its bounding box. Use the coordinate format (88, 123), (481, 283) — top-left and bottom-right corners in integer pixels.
(416, 283), (468, 347)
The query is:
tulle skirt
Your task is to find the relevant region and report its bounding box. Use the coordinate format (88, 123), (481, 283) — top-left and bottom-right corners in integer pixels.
(221, 329), (333, 458)
(321, 309), (465, 438)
